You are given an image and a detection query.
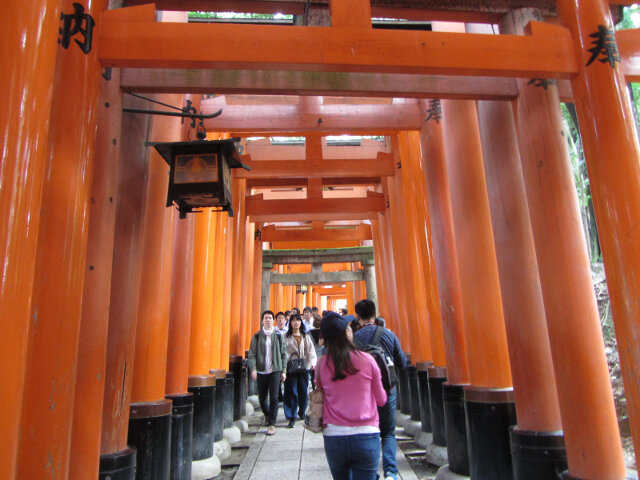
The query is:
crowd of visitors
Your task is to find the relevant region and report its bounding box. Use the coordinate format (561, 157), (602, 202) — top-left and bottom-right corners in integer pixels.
(247, 299), (407, 480)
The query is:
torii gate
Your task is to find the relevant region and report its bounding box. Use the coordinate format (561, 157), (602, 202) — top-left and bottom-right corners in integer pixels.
(260, 246), (377, 313)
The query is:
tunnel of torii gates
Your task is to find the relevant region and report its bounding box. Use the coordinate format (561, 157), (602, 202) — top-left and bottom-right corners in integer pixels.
(5, 0), (640, 479)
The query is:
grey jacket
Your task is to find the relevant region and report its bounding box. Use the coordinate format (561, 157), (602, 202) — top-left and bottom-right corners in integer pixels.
(247, 330), (287, 373)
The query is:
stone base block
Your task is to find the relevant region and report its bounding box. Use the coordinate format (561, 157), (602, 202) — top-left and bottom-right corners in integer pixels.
(245, 401), (254, 417)
(192, 455), (221, 480)
(403, 420), (422, 437)
(435, 465), (470, 480)
(214, 439), (231, 461)
(396, 412), (411, 428)
(425, 442), (448, 467)
(223, 426), (241, 444)
(234, 418), (249, 432)
(414, 431), (433, 448)
(248, 395), (260, 408)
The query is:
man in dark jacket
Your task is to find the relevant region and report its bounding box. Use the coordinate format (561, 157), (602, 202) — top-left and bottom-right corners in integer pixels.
(353, 299), (407, 480)
(247, 310), (287, 435)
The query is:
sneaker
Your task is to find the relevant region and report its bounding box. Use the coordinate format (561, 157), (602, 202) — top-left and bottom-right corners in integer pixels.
(384, 473), (396, 480)
(287, 419), (296, 428)
(266, 425), (276, 435)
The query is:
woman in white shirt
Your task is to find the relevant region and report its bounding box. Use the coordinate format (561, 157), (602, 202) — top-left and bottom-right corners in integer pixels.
(283, 314), (317, 428)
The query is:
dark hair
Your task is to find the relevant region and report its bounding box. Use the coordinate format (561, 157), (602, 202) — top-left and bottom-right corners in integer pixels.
(262, 310), (275, 321)
(312, 312), (323, 329)
(284, 310), (291, 316)
(339, 308), (348, 316)
(303, 306), (312, 313)
(375, 316), (386, 328)
(291, 307), (300, 315)
(286, 313), (307, 337)
(324, 328), (359, 381)
(312, 306), (318, 312)
(322, 310), (328, 316)
(350, 318), (361, 333)
(275, 311), (285, 319)
(355, 299), (376, 321)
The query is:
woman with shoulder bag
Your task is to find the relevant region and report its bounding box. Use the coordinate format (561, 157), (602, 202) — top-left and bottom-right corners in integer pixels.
(317, 312), (387, 480)
(283, 313), (317, 427)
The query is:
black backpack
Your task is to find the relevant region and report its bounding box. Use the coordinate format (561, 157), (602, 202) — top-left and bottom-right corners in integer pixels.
(360, 326), (397, 392)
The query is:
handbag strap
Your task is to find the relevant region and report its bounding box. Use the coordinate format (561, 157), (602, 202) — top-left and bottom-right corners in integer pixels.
(315, 356), (323, 391)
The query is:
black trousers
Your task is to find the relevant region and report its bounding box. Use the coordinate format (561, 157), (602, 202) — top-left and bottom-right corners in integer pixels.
(257, 371), (281, 426)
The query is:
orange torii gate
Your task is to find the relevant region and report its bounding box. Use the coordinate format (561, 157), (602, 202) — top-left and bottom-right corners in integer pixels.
(3, 0), (640, 479)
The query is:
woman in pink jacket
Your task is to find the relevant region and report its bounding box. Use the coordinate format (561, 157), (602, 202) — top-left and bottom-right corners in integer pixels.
(317, 312), (387, 480)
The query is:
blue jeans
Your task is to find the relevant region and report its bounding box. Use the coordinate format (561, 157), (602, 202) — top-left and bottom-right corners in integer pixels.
(324, 433), (380, 480)
(283, 370), (309, 419)
(378, 386), (397, 478)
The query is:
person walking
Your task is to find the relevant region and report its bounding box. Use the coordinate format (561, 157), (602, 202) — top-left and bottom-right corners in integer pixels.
(283, 313), (317, 427)
(317, 312), (387, 480)
(247, 310), (287, 436)
(353, 299), (407, 480)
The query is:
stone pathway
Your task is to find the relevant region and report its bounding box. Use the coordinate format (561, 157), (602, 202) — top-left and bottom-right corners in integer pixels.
(233, 407), (419, 480)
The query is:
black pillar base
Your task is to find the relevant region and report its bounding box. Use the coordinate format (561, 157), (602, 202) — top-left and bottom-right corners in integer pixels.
(214, 377), (225, 441)
(417, 366), (432, 433)
(510, 427), (566, 480)
(443, 383), (470, 476)
(99, 448), (136, 480)
(188, 376), (216, 460)
(398, 365), (411, 415)
(428, 367), (447, 445)
(229, 355), (246, 420)
(209, 369), (226, 442)
(464, 387), (517, 480)
(408, 365), (422, 422)
(166, 393), (193, 480)
(224, 373), (235, 429)
(128, 400), (172, 480)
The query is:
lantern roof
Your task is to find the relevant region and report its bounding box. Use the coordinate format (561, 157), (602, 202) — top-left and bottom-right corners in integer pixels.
(148, 138), (249, 170)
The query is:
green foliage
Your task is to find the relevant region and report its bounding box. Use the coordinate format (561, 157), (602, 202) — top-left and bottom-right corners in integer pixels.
(189, 11), (293, 20)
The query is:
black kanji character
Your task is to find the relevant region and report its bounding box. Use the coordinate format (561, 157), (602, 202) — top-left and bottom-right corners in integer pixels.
(527, 78), (557, 90)
(586, 25), (620, 68)
(425, 99), (443, 124)
(59, 3), (95, 54)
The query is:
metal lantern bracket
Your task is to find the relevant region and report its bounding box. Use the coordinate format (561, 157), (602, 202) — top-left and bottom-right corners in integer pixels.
(123, 93), (223, 138)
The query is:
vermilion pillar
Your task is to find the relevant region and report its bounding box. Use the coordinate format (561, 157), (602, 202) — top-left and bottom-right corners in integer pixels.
(555, 0), (640, 472)
(419, 102), (471, 463)
(0, 0), (59, 475)
(240, 221), (255, 352)
(17, 0), (104, 472)
(166, 214), (196, 396)
(442, 98), (514, 479)
(230, 178), (247, 354)
(251, 232), (264, 347)
(100, 95), (151, 466)
(502, 7), (627, 477)
(477, 98), (565, 476)
(383, 174), (412, 351)
(377, 204), (401, 334)
(190, 209), (218, 375)
(69, 71), (122, 480)
(128, 97), (179, 480)
(165, 213), (195, 480)
(370, 223), (389, 319)
(208, 214), (224, 369)
(397, 133), (434, 364)
(131, 98), (179, 402)
(400, 132), (447, 368)
(221, 212), (234, 371)
(419, 100), (469, 386)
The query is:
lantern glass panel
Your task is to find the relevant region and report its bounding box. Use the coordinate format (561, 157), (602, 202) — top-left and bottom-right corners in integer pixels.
(174, 153), (219, 184)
